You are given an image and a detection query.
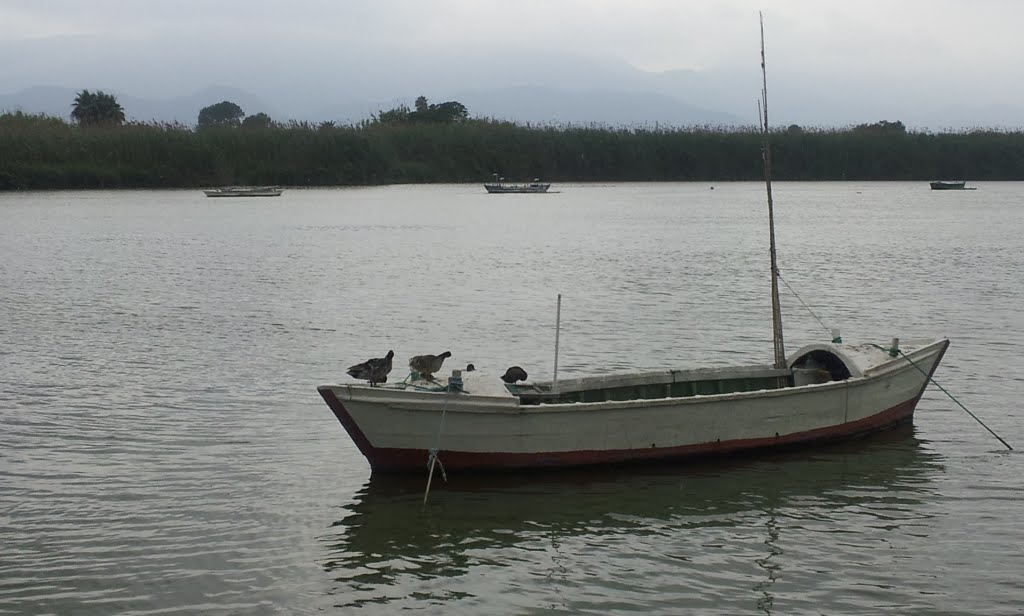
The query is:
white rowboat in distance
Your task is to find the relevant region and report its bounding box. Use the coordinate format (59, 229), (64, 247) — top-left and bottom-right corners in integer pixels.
(203, 186), (283, 197)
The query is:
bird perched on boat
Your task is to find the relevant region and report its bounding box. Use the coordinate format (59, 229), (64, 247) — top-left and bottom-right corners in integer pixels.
(346, 350), (394, 387)
(408, 351), (452, 381)
(501, 366), (528, 384)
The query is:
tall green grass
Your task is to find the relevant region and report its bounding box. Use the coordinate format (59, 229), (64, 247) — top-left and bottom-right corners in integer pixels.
(2, 111), (1023, 190)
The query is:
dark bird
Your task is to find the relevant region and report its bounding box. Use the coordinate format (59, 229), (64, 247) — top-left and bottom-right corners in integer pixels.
(346, 350), (394, 387)
(501, 366), (528, 384)
(466, 363), (476, 372)
(408, 351), (452, 381)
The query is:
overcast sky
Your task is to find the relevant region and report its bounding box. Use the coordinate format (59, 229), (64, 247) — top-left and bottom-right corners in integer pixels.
(4, 0), (1021, 72)
(2, 0), (1022, 127)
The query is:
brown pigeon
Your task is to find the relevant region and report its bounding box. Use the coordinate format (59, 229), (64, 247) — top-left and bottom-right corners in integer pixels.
(408, 351), (452, 381)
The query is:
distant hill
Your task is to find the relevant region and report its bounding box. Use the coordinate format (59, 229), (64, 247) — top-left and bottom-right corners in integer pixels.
(2, 33), (1023, 130)
(0, 84), (741, 128)
(452, 86), (741, 127)
(0, 86), (77, 120)
(0, 85), (281, 126)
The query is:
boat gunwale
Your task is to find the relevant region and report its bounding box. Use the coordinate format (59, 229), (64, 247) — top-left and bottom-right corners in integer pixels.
(530, 364), (788, 391)
(321, 338), (948, 415)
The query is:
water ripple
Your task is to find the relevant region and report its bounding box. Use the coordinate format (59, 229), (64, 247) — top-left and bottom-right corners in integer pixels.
(2, 184), (1024, 614)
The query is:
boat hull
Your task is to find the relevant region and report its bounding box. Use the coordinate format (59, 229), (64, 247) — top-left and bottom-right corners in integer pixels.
(318, 339), (949, 473)
(484, 183), (551, 193)
(203, 187), (283, 197)
(929, 181), (966, 190)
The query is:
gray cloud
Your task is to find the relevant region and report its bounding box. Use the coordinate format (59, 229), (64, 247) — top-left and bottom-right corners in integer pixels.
(2, 0), (1022, 128)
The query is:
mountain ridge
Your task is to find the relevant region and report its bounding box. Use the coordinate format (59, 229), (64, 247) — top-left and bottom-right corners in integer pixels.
(2, 34), (1023, 130)
(0, 84), (743, 128)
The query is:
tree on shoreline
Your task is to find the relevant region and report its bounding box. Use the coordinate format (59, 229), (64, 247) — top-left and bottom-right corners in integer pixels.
(242, 112), (273, 129)
(853, 120), (906, 135)
(70, 90), (125, 126)
(372, 96), (469, 125)
(198, 101), (245, 129)
(416, 100), (468, 123)
(372, 104), (411, 125)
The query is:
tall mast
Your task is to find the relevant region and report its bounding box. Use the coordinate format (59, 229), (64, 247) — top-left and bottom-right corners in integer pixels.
(759, 12), (786, 369)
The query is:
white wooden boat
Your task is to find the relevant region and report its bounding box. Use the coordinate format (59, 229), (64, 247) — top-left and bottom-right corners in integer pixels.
(929, 181), (975, 191)
(317, 21), (949, 474)
(317, 339), (947, 472)
(484, 176), (551, 193)
(203, 186), (283, 197)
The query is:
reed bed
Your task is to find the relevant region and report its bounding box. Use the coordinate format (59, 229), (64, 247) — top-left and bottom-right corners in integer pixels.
(2, 111), (1023, 189)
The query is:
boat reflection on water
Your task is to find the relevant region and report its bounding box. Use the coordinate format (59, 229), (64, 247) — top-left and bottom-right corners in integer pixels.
(319, 428), (943, 608)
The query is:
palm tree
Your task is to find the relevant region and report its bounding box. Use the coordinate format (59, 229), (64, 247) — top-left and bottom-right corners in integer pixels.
(71, 90), (126, 126)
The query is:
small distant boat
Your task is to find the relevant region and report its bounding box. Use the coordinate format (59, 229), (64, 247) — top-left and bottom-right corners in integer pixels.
(484, 175), (551, 194)
(203, 186), (283, 197)
(929, 181), (967, 190)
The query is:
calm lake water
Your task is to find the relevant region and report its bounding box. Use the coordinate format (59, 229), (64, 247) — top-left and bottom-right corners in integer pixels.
(2, 182), (1023, 615)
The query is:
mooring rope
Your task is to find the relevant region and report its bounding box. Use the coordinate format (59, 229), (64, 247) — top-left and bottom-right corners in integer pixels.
(779, 272), (1010, 450)
(391, 371), (448, 392)
(423, 374), (463, 506)
(777, 271), (832, 336)
(423, 444), (448, 507)
(870, 344), (1013, 451)
(423, 397), (451, 506)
